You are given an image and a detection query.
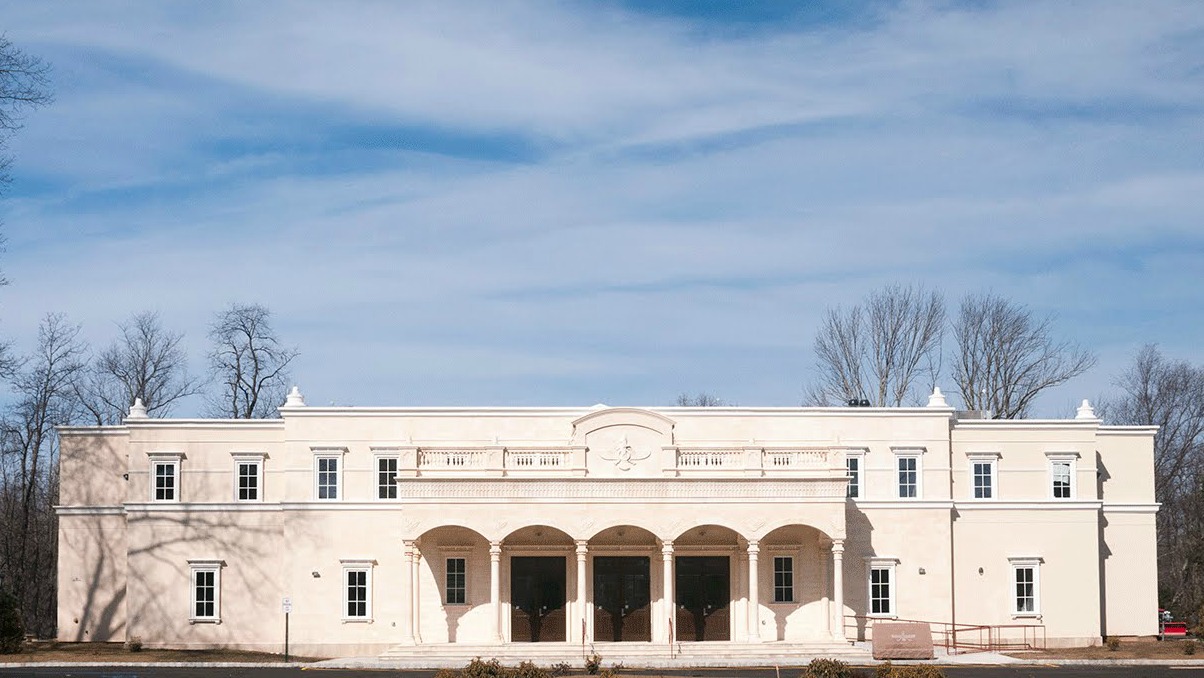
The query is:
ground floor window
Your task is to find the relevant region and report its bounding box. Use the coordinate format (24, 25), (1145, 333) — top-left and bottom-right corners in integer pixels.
(341, 558), (375, 621)
(188, 560), (222, 622)
(446, 557), (466, 604)
(1009, 557), (1042, 616)
(866, 557), (898, 617)
(773, 556), (793, 603)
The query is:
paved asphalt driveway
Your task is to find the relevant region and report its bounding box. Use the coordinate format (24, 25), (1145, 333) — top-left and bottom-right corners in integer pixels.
(2, 667), (1204, 678)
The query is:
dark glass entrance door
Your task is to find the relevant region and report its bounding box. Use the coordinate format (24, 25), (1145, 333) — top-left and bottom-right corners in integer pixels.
(511, 557), (567, 642)
(593, 556), (651, 641)
(675, 556), (730, 641)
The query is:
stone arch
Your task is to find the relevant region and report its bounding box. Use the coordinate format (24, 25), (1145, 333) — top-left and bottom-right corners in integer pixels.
(501, 524), (575, 547)
(672, 523), (745, 546)
(571, 407), (675, 444)
(587, 524), (659, 547)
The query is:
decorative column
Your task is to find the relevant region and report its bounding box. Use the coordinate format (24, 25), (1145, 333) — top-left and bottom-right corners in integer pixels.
(747, 541), (761, 642)
(831, 539), (846, 642)
(820, 541), (831, 638)
(662, 541), (675, 644)
(404, 540), (421, 644)
(576, 540), (589, 644)
(490, 541), (503, 642)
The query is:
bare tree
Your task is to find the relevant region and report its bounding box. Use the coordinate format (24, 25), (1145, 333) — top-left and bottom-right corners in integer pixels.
(77, 311), (201, 425)
(676, 392), (727, 406)
(952, 293), (1096, 418)
(206, 304), (297, 419)
(1100, 345), (1204, 626)
(0, 314), (86, 635)
(0, 35), (52, 191)
(807, 284), (945, 406)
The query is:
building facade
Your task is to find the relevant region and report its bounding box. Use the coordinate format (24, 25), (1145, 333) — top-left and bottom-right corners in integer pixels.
(56, 387), (1158, 658)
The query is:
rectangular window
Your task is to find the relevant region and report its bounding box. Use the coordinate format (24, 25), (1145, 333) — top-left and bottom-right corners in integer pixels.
(869, 566), (892, 615)
(316, 456), (340, 500)
(377, 456), (398, 500)
(773, 556), (794, 603)
(1014, 566), (1035, 613)
(154, 461), (177, 501)
(897, 457), (917, 498)
(237, 461), (260, 501)
(1009, 558), (1041, 616)
(188, 561), (222, 622)
(846, 456), (860, 498)
(973, 460), (993, 499)
(446, 557), (466, 604)
(346, 569), (369, 618)
(1052, 461), (1072, 499)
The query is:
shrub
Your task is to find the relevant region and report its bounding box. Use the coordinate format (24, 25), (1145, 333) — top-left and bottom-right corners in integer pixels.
(0, 590), (23, 654)
(874, 663), (945, 678)
(1105, 636), (1121, 652)
(434, 669), (460, 678)
(801, 658), (856, 678)
(549, 663), (573, 676)
(124, 636), (143, 652)
(511, 661), (550, 678)
(597, 670), (614, 678)
(464, 658), (507, 678)
(1185, 641), (1197, 656)
(584, 654), (602, 675)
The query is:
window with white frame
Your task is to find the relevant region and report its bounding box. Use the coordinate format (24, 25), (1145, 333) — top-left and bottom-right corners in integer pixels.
(968, 453), (999, 500)
(149, 453), (183, 502)
(446, 557), (466, 604)
(773, 556), (794, 603)
(1046, 452), (1078, 499)
(232, 453), (264, 502)
(1009, 557), (1042, 616)
(846, 450), (864, 499)
(893, 448), (923, 499)
(341, 559), (374, 621)
(377, 456), (398, 500)
(313, 449), (345, 500)
(188, 559), (222, 622)
(866, 558), (898, 617)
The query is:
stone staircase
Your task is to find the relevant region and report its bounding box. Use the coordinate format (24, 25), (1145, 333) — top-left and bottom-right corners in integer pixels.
(375, 641), (870, 668)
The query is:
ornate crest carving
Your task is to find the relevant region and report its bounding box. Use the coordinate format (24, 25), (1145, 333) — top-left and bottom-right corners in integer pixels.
(600, 434), (651, 471)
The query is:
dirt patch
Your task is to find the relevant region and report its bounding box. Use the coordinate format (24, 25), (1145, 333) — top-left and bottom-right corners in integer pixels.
(0, 640), (319, 663)
(1006, 638), (1201, 660)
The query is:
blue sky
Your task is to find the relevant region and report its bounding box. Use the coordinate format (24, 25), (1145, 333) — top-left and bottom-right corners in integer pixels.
(1, 0), (1203, 413)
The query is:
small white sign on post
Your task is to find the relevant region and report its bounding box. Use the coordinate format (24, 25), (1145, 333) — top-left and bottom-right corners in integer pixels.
(282, 597), (293, 614)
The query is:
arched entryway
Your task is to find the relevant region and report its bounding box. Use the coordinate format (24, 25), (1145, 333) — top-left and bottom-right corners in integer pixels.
(757, 524), (835, 641)
(672, 524), (743, 642)
(502, 525), (574, 642)
(414, 525), (491, 643)
(587, 525), (658, 642)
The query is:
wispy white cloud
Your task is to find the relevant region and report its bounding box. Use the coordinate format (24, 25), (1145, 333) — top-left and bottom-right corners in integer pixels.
(0, 0), (1202, 410)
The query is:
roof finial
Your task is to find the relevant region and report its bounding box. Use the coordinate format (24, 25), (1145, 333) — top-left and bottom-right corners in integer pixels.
(927, 386), (949, 408)
(127, 398), (148, 419)
(1075, 399), (1096, 420)
(285, 385), (306, 407)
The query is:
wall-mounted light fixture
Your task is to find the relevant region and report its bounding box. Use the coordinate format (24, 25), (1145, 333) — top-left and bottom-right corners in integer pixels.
(311, 571), (320, 578)
(978, 567), (984, 575)
(918, 568), (926, 575)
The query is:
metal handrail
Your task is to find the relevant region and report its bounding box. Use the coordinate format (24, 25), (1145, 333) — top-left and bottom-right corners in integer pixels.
(844, 614), (1046, 654)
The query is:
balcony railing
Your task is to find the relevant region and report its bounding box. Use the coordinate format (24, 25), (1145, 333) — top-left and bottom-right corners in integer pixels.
(507, 450), (568, 469)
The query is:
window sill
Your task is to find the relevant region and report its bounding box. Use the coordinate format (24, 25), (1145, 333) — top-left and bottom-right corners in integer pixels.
(1012, 613), (1041, 620)
(189, 618), (221, 625)
(342, 618), (373, 624)
(868, 614), (898, 620)
(769, 601), (796, 606)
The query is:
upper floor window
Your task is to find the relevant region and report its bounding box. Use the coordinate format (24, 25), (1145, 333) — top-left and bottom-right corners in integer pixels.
(232, 453), (265, 502)
(968, 453), (999, 500)
(188, 559), (223, 623)
(313, 449), (346, 501)
(846, 450), (865, 499)
(773, 556), (794, 603)
(1046, 452), (1078, 499)
(149, 452), (183, 502)
(893, 448), (924, 499)
(377, 456), (398, 500)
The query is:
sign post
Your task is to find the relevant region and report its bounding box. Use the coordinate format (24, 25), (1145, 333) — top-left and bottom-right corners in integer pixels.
(282, 597), (293, 661)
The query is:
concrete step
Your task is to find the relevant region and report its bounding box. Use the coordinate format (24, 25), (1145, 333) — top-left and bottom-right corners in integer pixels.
(377, 641), (870, 668)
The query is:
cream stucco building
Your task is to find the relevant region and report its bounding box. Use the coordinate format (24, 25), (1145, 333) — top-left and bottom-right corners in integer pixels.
(56, 387), (1158, 660)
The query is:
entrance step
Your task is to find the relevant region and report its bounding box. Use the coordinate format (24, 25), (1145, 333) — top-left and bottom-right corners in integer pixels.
(377, 641), (870, 668)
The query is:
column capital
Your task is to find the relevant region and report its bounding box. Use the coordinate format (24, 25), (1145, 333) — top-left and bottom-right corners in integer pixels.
(575, 540), (589, 556)
(747, 540), (760, 555)
(831, 539), (845, 555)
(661, 540), (674, 555)
(489, 541), (502, 557)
